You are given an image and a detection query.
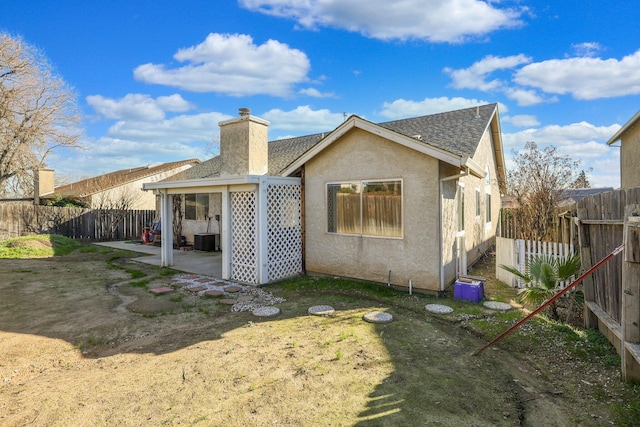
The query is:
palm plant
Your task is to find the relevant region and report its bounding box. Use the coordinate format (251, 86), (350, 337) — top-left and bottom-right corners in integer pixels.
(500, 253), (581, 320)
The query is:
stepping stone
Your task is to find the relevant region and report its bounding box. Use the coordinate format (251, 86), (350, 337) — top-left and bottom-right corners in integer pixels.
(224, 285), (243, 293)
(237, 295), (253, 302)
(196, 278), (211, 283)
(211, 282), (227, 287)
(204, 290), (224, 298)
(186, 286), (206, 293)
(363, 311), (393, 324)
(425, 304), (454, 314)
(219, 299), (237, 305)
(308, 305), (335, 316)
(253, 306), (281, 317)
(182, 275), (199, 279)
(149, 287), (173, 295)
(483, 301), (512, 311)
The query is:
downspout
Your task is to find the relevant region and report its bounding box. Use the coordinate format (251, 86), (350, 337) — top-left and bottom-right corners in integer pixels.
(438, 166), (469, 293)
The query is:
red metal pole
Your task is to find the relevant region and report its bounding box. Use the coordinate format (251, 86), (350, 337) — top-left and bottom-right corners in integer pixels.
(472, 244), (625, 356)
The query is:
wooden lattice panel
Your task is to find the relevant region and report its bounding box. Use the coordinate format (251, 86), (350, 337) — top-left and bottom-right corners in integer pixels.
(230, 191), (258, 284)
(267, 183), (302, 281)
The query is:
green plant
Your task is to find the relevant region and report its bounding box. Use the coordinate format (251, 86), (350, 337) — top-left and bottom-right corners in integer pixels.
(169, 295), (183, 303)
(500, 253), (581, 320)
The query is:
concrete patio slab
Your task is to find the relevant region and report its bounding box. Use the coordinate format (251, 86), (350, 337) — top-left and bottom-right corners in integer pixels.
(94, 241), (222, 278)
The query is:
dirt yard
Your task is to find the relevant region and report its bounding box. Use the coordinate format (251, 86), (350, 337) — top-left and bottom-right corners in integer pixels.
(0, 244), (637, 426)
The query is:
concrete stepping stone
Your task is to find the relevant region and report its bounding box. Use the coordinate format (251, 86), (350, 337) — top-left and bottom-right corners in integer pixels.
(363, 311), (393, 324)
(224, 285), (243, 293)
(237, 295), (253, 302)
(204, 290), (224, 298)
(186, 286), (206, 293)
(253, 306), (281, 317)
(219, 298), (237, 305)
(211, 281), (227, 287)
(308, 305), (335, 316)
(483, 301), (512, 311)
(425, 304), (454, 314)
(195, 278), (211, 283)
(149, 287), (173, 295)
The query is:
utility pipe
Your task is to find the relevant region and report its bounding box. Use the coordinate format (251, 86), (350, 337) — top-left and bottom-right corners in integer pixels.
(472, 243), (625, 356)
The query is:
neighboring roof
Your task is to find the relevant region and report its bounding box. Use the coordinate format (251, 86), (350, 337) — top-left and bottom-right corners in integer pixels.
(558, 187), (614, 203)
(51, 159), (200, 198)
(171, 103), (501, 182)
(606, 110), (640, 145)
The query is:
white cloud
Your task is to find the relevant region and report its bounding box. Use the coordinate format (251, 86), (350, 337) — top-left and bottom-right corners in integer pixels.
(86, 93), (194, 121)
(239, 0), (525, 43)
(503, 121), (620, 150)
(502, 87), (553, 106)
(262, 105), (345, 132)
(502, 114), (540, 127)
(106, 112), (231, 144)
(298, 87), (337, 98)
(377, 96), (504, 119)
(133, 33), (310, 97)
(571, 42), (603, 58)
(445, 54), (531, 90)
(514, 49), (640, 99)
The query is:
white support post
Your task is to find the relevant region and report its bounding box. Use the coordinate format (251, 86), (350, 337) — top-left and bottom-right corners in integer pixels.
(221, 186), (231, 280)
(256, 177), (269, 284)
(160, 190), (174, 267)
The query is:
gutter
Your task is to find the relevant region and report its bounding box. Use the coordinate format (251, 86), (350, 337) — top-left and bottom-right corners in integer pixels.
(438, 166), (469, 293)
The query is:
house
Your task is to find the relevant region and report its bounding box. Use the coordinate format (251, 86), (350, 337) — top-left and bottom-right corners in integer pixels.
(143, 104), (506, 293)
(45, 159), (200, 210)
(607, 110), (640, 188)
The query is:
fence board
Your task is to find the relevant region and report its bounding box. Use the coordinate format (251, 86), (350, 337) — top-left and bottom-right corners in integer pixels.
(0, 203), (155, 242)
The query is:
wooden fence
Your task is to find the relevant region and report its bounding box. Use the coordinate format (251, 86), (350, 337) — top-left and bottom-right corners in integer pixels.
(0, 203), (155, 242)
(496, 187), (640, 382)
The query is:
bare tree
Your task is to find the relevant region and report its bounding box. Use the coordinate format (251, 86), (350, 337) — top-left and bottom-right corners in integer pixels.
(507, 142), (586, 241)
(0, 33), (82, 197)
(91, 178), (142, 240)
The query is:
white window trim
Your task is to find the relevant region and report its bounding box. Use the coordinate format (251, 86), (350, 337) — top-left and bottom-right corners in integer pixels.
(456, 182), (465, 237)
(326, 178), (404, 239)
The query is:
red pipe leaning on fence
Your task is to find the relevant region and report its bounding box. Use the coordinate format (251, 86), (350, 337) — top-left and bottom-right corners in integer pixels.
(472, 243), (626, 356)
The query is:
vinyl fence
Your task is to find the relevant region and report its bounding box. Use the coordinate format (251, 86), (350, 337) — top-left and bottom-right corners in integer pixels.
(0, 203), (155, 242)
(496, 237), (575, 288)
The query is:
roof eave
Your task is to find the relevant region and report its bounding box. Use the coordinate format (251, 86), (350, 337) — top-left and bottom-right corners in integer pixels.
(281, 116), (470, 176)
(606, 110), (640, 145)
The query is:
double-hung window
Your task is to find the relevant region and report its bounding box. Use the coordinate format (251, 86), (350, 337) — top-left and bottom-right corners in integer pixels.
(327, 179), (402, 238)
(185, 193), (209, 220)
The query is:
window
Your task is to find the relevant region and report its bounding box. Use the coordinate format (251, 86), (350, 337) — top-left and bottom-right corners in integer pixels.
(486, 193), (492, 223)
(475, 188), (481, 217)
(457, 183), (465, 233)
(327, 179), (402, 238)
(185, 193), (209, 220)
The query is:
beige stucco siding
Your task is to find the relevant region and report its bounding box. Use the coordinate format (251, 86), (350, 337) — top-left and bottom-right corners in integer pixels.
(460, 128), (502, 265)
(621, 124), (640, 188)
(304, 128), (441, 291)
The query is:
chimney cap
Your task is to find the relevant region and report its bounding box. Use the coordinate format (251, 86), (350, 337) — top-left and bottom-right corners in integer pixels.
(239, 107), (251, 117)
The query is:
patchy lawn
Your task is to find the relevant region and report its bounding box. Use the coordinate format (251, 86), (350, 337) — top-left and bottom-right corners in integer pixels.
(0, 238), (638, 426)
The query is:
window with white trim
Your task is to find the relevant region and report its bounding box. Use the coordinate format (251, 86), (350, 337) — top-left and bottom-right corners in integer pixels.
(327, 179), (402, 238)
(185, 193), (209, 220)
(457, 183), (465, 233)
(485, 165), (492, 225)
(475, 188), (481, 217)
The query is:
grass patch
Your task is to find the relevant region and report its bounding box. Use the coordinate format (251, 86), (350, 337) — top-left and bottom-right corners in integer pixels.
(0, 234), (83, 258)
(129, 279), (152, 288)
(125, 268), (147, 279)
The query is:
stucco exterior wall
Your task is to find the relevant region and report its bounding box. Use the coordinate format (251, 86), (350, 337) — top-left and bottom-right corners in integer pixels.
(304, 128), (441, 292)
(181, 193), (222, 245)
(460, 127), (502, 266)
(219, 115), (269, 176)
(621, 124), (640, 188)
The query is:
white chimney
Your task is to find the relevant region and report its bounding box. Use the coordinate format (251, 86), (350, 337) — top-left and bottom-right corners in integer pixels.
(219, 108), (270, 176)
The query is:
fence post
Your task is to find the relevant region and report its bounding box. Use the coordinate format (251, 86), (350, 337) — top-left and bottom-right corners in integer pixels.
(622, 208), (640, 382)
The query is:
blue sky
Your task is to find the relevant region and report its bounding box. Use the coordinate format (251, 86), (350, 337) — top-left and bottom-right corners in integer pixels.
(2, 1), (639, 188)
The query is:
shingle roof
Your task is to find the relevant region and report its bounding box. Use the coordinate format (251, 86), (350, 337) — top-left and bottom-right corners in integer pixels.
(52, 159), (200, 197)
(168, 104), (497, 181)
